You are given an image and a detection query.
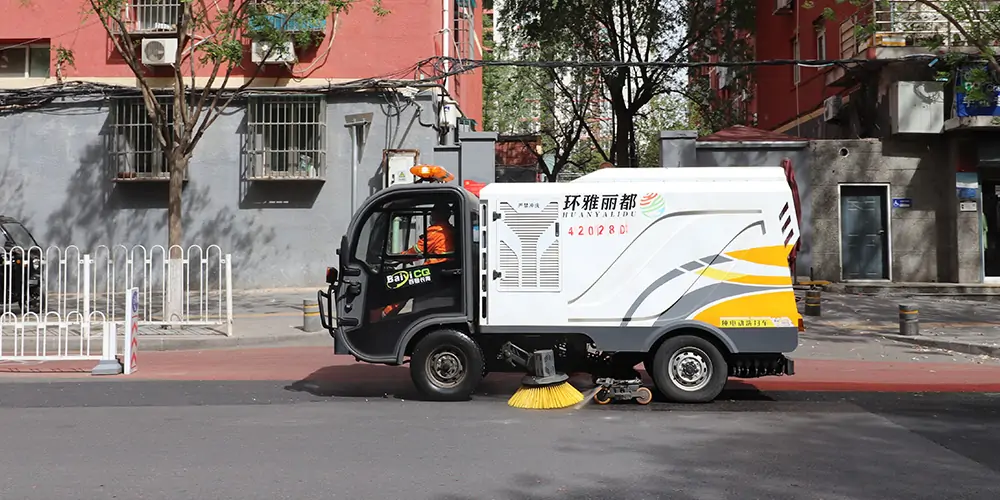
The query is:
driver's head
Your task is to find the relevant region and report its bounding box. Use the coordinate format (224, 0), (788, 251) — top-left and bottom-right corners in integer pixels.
(430, 203), (451, 224)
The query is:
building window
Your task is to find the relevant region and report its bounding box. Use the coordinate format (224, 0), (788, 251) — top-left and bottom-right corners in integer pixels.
(245, 94), (327, 180)
(109, 96), (174, 180)
(792, 36), (800, 84)
(111, 0), (181, 34)
(0, 44), (51, 78)
(816, 22), (827, 60)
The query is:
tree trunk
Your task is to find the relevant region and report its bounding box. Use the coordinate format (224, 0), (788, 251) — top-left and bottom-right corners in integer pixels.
(165, 148), (187, 325)
(614, 112), (635, 167)
(168, 148), (186, 258)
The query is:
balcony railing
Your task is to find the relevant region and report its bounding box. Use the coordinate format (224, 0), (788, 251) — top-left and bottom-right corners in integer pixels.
(247, 0), (327, 33)
(840, 0), (995, 58)
(109, 0), (181, 35)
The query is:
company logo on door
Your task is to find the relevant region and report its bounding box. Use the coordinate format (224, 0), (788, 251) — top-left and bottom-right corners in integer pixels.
(562, 193), (638, 218)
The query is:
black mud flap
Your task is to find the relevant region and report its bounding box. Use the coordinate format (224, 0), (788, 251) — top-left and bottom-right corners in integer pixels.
(783, 356), (795, 376)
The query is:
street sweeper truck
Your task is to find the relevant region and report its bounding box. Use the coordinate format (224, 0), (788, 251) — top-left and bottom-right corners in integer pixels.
(317, 164), (802, 408)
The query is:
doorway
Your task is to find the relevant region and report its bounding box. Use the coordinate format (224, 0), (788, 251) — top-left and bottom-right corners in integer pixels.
(980, 174), (1000, 280)
(839, 184), (890, 281)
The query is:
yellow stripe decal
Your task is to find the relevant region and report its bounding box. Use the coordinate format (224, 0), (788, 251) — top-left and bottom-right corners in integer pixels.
(693, 290), (801, 327)
(697, 267), (792, 286)
(724, 245), (790, 268)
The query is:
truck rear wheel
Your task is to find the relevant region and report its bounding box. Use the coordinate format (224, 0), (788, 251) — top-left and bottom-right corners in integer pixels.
(650, 335), (728, 403)
(410, 328), (484, 401)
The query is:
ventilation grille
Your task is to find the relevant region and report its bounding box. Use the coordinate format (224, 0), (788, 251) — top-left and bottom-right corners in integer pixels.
(497, 201), (561, 291)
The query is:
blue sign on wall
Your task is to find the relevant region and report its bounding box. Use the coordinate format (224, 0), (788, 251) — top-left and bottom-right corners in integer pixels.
(892, 198), (912, 208)
(955, 66), (1000, 117)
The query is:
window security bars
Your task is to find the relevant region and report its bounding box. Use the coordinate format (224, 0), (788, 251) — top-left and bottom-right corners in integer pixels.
(108, 96), (174, 181)
(245, 94), (327, 180)
(110, 0), (181, 34)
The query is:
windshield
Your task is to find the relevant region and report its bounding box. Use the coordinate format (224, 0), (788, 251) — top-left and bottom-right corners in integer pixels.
(2, 223), (37, 248)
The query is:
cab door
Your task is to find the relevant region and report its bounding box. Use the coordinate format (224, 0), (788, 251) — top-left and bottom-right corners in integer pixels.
(335, 188), (466, 363)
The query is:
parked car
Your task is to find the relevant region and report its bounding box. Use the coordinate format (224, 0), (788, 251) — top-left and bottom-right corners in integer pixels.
(0, 216), (42, 313)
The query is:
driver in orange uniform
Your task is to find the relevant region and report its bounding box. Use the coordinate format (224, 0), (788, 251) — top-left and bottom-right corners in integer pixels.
(380, 203), (455, 318)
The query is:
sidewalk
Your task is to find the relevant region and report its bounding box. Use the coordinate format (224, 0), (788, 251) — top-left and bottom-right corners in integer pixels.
(800, 290), (1000, 359)
(0, 288), (332, 353)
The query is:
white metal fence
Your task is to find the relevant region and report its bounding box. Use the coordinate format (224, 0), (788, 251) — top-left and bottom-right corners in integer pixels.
(0, 244), (232, 360)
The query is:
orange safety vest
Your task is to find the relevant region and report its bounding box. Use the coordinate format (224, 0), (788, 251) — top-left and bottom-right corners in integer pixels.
(403, 222), (455, 264)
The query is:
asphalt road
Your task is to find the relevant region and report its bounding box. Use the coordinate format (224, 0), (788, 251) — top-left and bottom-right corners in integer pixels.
(1, 381), (999, 499)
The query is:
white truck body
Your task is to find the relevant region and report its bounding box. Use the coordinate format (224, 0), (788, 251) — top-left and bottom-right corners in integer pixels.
(477, 167), (801, 354)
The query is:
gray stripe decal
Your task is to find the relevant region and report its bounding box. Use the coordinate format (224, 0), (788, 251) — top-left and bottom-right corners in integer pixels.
(567, 209), (763, 305)
(701, 254), (731, 265)
(652, 283), (777, 325)
(616, 218), (768, 324)
(681, 261), (704, 272)
(618, 269), (684, 327)
(571, 282), (777, 324)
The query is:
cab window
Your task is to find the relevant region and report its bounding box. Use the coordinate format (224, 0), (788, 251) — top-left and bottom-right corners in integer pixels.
(353, 211), (390, 270)
(386, 211), (428, 257)
(352, 199), (457, 272)
(385, 204), (455, 263)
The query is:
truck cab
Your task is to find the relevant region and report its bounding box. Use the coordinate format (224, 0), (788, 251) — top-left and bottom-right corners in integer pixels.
(319, 167), (487, 399)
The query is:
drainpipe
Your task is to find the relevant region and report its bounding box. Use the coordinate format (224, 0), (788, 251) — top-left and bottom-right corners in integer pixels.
(443, 0), (451, 94)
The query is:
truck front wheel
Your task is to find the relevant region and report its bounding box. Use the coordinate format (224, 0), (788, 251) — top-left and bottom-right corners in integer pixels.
(410, 329), (484, 401)
(650, 335), (728, 403)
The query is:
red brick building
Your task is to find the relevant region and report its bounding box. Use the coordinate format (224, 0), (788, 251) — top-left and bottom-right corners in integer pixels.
(0, 1), (482, 123)
(0, 0), (487, 288)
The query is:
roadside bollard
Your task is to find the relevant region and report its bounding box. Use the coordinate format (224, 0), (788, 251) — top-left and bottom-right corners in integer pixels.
(898, 304), (919, 336)
(303, 299), (321, 332)
(804, 287), (821, 316)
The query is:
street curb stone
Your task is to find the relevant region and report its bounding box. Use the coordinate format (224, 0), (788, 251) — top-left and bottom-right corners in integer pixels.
(136, 332), (332, 351)
(875, 333), (1000, 359)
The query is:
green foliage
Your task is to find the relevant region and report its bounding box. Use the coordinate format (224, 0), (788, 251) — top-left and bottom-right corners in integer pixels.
(55, 45), (75, 68)
(635, 94), (690, 167)
(497, 0), (756, 165)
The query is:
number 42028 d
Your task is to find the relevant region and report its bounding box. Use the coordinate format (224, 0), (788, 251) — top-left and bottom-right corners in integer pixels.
(566, 224), (628, 236)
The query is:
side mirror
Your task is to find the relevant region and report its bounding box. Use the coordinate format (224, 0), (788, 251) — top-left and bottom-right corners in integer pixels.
(325, 267), (339, 284)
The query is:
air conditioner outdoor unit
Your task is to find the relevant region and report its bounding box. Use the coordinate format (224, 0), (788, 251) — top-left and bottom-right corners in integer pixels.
(251, 40), (297, 64)
(141, 38), (178, 66)
(823, 95), (842, 122)
(774, 0), (793, 14)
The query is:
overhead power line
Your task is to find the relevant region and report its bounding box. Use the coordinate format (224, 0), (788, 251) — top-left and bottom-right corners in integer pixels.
(434, 54), (942, 70)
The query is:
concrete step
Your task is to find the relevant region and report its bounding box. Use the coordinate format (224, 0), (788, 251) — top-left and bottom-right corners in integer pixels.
(820, 282), (1000, 302)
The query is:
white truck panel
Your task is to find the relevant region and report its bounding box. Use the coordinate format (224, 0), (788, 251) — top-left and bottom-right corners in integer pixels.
(478, 167), (800, 329)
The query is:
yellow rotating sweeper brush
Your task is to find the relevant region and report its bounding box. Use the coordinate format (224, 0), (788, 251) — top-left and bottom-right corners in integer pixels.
(501, 342), (584, 409)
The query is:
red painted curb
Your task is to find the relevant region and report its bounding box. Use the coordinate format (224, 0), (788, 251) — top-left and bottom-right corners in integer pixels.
(1, 348), (999, 393)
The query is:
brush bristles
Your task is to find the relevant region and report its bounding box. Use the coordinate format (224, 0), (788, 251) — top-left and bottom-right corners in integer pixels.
(507, 382), (585, 409)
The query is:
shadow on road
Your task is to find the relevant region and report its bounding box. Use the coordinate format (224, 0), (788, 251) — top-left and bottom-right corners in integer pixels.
(283, 364), (548, 401)
(284, 363), (777, 404)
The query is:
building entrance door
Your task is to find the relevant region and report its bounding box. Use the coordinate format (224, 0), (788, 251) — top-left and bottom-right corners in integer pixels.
(840, 185), (890, 280)
(979, 175), (1000, 280)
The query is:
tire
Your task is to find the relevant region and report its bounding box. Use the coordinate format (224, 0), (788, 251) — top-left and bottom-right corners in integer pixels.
(409, 328), (484, 401)
(650, 334), (728, 404)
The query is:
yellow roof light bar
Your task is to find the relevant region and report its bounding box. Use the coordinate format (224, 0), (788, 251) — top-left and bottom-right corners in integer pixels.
(410, 164), (455, 183)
